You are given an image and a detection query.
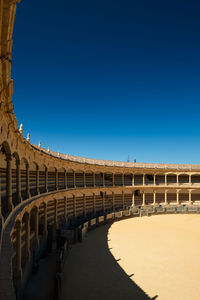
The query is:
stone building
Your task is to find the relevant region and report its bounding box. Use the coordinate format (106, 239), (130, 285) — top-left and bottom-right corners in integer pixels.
(1, 1), (200, 299)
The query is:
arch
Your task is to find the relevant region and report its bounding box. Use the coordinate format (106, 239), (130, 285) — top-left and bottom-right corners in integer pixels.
(166, 173), (177, 185)
(1, 141), (11, 158)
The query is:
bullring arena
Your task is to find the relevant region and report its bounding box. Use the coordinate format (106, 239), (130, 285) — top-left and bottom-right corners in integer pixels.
(1, 1), (200, 300)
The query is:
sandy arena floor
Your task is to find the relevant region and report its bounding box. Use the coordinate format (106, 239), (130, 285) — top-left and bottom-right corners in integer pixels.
(109, 214), (200, 300)
(61, 214), (200, 300)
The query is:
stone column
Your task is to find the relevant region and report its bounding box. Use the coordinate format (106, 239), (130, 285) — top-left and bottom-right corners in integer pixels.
(132, 174), (134, 186)
(36, 165), (40, 195)
(45, 167), (48, 193)
(34, 207), (39, 247)
(15, 221), (22, 279)
(43, 203), (48, 237)
(154, 174), (156, 186)
(6, 155), (13, 211)
(93, 172), (96, 187)
(26, 164), (31, 198)
(165, 190), (168, 205)
(189, 190), (192, 205)
(24, 213), (30, 260)
(112, 192), (115, 211)
(93, 193), (96, 214)
(189, 174), (192, 186)
(142, 191), (145, 206)
(143, 174), (145, 186)
(165, 174), (167, 186)
(153, 190), (156, 205)
(112, 173), (115, 187)
(73, 171), (76, 188)
(122, 174), (124, 186)
(177, 174), (179, 186)
(177, 189), (180, 204)
(122, 191), (125, 209)
(83, 194), (86, 217)
(132, 191), (135, 206)
(83, 172), (86, 188)
(16, 159), (22, 203)
(55, 169), (58, 190)
(73, 195), (76, 218)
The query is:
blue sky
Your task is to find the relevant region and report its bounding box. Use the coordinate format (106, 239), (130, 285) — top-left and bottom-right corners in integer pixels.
(12, 0), (200, 163)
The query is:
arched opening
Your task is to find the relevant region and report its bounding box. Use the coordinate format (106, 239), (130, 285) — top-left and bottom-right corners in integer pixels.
(0, 141), (13, 217)
(48, 166), (57, 192)
(104, 173), (113, 187)
(124, 173), (132, 186)
(114, 173), (123, 186)
(144, 174), (154, 185)
(75, 170), (84, 188)
(178, 174), (189, 185)
(167, 174), (177, 185)
(21, 157), (29, 200)
(134, 174), (143, 186)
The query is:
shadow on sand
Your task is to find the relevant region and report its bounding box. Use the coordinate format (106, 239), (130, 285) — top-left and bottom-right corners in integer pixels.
(61, 223), (158, 300)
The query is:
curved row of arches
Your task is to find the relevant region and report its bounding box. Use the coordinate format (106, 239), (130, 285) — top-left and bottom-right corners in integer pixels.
(10, 187), (200, 286)
(2, 140), (200, 221)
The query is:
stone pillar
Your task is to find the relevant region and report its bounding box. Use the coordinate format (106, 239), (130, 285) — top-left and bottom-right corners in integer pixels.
(45, 167), (48, 193)
(73, 171), (76, 188)
(142, 191), (145, 206)
(93, 172), (96, 187)
(154, 174), (156, 186)
(122, 191), (125, 209)
(24, 213), (30, 260)
(189, 190), (192, 205)
(132, 174), (134, 186)
(165, 190), (168, 205)
(83, 172), (86, 188)
(55, 169), (58, 190)
(177, 189), (180, 204)
(189, 174), (192, 186)
(73, 195), (76, 218)
(112, 173), (114, 187)
(83, 194), (86, 217)
(122, 174), (124, 186)
(6, 155), (13, 211)
(15, 221), (22, 279)
(26, 164), (31, 199)
(143, 174), (145, 186)
(93, 193), (96, 214)
(34, 207), (39, 247)
(43, 203), (48, 237)
(102, 173), (105, 187)
(112, 192), (115, 211)
(177, 174), (179, 186)
(36, 165), (40, 195)
(153, 190), (156, 205)
(165, 174), (167, 186)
